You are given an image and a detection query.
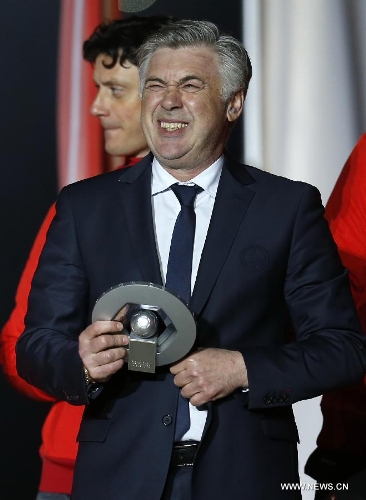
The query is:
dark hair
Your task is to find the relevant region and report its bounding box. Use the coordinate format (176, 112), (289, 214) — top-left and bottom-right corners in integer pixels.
(83, 15), (176, 69)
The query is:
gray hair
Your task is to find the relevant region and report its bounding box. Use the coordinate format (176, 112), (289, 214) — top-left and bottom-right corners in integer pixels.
(137, 19), (252, 102)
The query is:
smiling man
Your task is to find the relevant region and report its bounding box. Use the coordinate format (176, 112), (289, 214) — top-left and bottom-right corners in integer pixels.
(16, 20), (366, 500)
(140, 45), (242, 177)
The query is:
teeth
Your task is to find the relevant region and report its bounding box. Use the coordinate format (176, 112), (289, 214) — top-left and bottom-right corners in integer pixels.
(160, 122), (187, 131)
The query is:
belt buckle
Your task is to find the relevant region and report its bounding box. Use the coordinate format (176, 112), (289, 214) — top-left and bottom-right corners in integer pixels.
(172, 441), (198, 468)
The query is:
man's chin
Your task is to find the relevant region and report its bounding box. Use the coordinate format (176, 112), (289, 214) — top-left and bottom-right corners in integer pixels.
(153, 149), (190, 168)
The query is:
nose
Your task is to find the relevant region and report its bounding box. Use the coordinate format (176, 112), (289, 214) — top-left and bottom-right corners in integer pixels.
(90, 90), (108, 117)
(160, 86), (183, 111)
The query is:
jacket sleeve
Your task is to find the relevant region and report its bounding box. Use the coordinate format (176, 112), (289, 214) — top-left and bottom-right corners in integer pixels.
(16, 188), (90, 405)
(1, 204), (57, 402)
(242, 183), (366, 409)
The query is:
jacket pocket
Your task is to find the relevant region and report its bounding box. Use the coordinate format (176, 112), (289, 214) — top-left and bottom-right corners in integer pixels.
(261, 413), (299, 443)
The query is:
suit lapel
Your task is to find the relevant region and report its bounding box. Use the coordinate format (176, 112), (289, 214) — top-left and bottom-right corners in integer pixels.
(190, 155), (256, 317)
(117, 154), (256, 307)
(117, 154), (163, 285)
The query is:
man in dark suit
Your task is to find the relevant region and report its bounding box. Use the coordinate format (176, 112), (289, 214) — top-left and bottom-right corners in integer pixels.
(16, 20), (366, 500)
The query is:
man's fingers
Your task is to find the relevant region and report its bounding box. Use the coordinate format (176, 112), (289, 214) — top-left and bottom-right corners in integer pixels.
(170, 348), (248, 406)
(90, 358), (124, 382)
(85, 343), (129, 381)
(90, 332), (129, 353)
(78, 320), (131, 383)
(81, 320), (124, 340)
(93, 347), (127, 365)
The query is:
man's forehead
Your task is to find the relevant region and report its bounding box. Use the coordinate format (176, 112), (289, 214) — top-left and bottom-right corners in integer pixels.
(149, 45), (216, 59)
(146, 46), (220, 80)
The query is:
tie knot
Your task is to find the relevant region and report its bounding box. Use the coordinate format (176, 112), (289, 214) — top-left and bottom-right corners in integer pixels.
(170, 184), (202, 208)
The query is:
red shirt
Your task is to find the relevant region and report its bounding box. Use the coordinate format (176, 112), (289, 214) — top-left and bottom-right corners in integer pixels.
(317, 134), (366, 456)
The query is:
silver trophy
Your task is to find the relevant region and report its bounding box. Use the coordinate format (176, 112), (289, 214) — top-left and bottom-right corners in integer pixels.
(91, 282), (196, 373)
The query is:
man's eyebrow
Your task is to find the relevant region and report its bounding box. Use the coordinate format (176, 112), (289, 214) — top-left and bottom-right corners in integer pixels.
(145, 75), (204, 85)
(145, 77), (165, 84)
(179, 75), (204, 84)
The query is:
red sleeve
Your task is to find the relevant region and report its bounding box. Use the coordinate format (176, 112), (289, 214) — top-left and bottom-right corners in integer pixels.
(325, 133), (366, 335)
(0, 204), (57, 402)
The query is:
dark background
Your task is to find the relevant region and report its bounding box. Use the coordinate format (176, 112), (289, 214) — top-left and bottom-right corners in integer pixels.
(0, 1), (60, 498)
(0, 1), (243, 498)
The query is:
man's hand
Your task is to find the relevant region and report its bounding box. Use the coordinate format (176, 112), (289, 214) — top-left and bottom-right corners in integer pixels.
(79, 321), (129, 383)
(170, 348), (248, 406)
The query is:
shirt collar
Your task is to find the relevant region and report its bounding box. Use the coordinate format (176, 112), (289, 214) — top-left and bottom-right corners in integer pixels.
(151, 156), (223, 199)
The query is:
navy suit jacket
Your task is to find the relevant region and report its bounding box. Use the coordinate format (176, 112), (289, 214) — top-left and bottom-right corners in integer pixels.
(17, 153), (366, 499)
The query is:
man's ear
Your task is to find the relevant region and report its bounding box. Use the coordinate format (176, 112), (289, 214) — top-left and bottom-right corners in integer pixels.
(226, 89), (244, 123)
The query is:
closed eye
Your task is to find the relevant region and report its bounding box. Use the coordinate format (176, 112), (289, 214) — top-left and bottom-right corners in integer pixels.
(181, 83), (203, 92)
(145, 82), (166, 92)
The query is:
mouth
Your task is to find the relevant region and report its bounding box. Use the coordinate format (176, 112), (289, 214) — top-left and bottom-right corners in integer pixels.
(159, 121), (188, 132)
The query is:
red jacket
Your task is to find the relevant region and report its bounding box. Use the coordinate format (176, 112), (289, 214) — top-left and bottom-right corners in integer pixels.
(0, 160), (139, 494)
(316, 133), (366, 455)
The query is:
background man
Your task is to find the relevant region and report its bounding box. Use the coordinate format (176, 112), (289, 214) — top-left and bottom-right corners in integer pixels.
(0, 15), (174, 500)
(16, 20), (366, 500)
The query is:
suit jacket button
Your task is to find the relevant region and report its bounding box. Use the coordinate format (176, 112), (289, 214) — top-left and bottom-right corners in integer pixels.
(162, 415), (173, 426)
(284, 395), (290, 402)
(263, 396), (270, 404)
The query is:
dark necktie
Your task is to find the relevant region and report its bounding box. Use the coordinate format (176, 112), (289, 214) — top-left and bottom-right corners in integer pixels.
(165, 183), (202, 440)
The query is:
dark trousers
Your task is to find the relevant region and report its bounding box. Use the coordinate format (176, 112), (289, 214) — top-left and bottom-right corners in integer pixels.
(161, 466), (193, 500)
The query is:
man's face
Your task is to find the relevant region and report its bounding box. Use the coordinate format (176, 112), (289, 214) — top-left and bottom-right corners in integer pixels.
(91, 53), (149, 158)
(141, 46), (242, 179)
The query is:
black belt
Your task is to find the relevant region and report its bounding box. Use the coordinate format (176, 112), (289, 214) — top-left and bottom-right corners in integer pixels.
(170, 441), (199, 467)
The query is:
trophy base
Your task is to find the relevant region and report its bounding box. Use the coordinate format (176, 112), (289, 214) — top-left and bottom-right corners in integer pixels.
(128, 335), (157, 373)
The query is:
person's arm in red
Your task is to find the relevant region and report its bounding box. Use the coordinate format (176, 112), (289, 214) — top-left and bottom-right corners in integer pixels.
(1, 204), (57, 402)
(325, 133), (366, 334)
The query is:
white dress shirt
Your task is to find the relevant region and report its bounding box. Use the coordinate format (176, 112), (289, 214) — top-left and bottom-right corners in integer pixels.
(151, 156), (223, 441)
